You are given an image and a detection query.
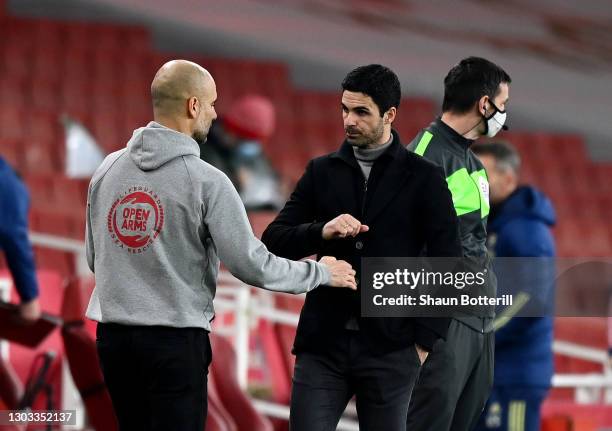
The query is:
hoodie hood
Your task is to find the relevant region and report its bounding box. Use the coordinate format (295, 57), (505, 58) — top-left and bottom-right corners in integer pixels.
(489, 185), (556, 232)
(128, 121), (200, 171)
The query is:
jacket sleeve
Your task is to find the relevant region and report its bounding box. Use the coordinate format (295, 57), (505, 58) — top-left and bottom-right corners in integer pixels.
(203, 170), (330, 294)
(261, 160), (326, 260)
(0, 177), (39, 302)
(414, 166), (463, 351)
(422, 166), (463, 258)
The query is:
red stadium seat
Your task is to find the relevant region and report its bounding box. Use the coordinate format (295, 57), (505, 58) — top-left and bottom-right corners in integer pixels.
(63, 22), (92, 52)
(541, 401), (611, 430)
(123, 27), (151, 53)
(0, 43), (30, 76)
(92, 49), (120, 85)
(22, 138), (59, 175)
(61, 324), (118, 431)
(0, 139), (23, 172)
(598, 194), (612, 218)
(33, 247), (75, 279)
(541, 414), (573, 431)
(30, 79), (62, 112)
(275, 324), (297, 387)
(549, 192), (604, 221)
(395, 97), (436, 137)
(0, 358), (23, 410)
(30, 111), (62, 143)
(63, 48), (91, 80)
(60, 278), (118, 430)
(60, 78), (90, 115)
(61, 277), (94, 324)
(31, 46), (63, 84)
(208, 374), (239, 431)
(30, 209), (85, 240)
(553, 219), (611, 257)
(207, 399), (234, 431)
(210, 334), (274, 431)
(23, 174), (56, 209)
(30, 210), (72, 237)
(92, 23), (124, 53)
(52, 176), (89, 212)
(0, 106), (25, 140)
(90, 113), (125, 153)
(593, 164), (612, 197)
(0, 76), (26, 108)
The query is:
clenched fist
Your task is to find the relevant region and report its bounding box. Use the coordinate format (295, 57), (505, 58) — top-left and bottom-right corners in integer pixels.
(319, 256), (357, 290)
(322, 214), (369, 240)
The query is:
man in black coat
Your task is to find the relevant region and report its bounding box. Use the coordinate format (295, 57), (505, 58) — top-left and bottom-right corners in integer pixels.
(262, 64), (462, 431)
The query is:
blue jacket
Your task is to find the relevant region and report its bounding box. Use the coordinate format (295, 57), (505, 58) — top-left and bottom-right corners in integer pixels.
(488, 185), (556, 387)
(0, 158), (38, 302)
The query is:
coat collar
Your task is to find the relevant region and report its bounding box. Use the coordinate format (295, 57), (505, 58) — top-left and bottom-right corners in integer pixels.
(330, 129), (403, 167)
(433, 117), (475, 149)
(328, 129), (414, 224)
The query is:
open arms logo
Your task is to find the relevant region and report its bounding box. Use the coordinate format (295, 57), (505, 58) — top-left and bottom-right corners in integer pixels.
(107, 187), (164, 253)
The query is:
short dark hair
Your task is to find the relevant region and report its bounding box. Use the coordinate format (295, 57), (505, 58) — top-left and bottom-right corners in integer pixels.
(442, 57), (511, 114)
(341, 64), (401, 117)
(472, 141), (521, 175)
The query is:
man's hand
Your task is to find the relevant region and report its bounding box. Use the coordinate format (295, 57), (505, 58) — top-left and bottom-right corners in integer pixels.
(415, 344), (429, 365)
(322, 214), (369, 240)
(319, 256), (357, 290)
(18, 298), (41, 324)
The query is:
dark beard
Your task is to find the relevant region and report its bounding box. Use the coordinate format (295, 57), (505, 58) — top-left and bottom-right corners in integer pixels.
(346, 121), (384, 148)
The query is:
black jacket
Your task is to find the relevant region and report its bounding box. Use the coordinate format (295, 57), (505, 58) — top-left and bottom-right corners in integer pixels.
(262, 130), (462, 354)
(408, 118), (497, 330)
(408, 118), (489, 259)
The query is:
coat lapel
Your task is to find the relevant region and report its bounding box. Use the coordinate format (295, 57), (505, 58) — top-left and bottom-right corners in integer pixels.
(328, 142), (362, 215)
(364, 134), (414, 224)
(327, 131), (414, 222)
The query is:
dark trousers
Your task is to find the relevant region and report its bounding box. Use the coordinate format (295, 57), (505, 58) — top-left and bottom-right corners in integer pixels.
(96, 323), (211, 431)
(290, 330), (422, 431)
(474, 386), (549, 431)
(406, 319), (494, 431)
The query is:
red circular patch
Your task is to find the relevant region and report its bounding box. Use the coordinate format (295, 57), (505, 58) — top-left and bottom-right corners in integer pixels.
(107, 188), (164, 252)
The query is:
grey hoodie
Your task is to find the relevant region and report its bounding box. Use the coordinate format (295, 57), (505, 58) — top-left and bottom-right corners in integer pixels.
(85, 122), (330, 330)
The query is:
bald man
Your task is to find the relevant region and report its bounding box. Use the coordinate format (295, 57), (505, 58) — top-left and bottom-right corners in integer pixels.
(85, 60), (356, 431)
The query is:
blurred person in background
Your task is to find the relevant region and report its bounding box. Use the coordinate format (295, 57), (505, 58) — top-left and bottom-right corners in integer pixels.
(0, 157), (40, 323)
(262, 64), (462, 431)
(472, 141), (556, 431)
(406, 56), (510, 431)
(86, 59), (356, 431)
(199, 94), (283, 210)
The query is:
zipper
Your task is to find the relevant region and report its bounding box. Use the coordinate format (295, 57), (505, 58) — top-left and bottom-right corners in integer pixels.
(361, 178), (368, 218)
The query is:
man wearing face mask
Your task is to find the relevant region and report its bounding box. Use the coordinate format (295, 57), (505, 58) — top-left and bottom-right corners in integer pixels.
(406, 57), (511, 431)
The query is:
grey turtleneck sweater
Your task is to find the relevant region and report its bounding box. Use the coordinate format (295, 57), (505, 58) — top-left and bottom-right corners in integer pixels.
(352, 134), (394, 180)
